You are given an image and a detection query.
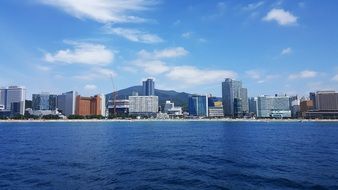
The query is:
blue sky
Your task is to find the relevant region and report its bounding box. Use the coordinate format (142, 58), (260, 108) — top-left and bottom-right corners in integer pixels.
(1, 0), (338, 98)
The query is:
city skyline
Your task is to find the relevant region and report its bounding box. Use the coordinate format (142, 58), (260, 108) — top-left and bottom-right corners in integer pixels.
(1, 1), (338, 97)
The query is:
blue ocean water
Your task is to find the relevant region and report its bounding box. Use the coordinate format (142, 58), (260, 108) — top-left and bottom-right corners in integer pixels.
(0, 121), (338, 190)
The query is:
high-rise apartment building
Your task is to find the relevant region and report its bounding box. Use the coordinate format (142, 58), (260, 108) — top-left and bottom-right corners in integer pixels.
(188, 95), (208, 117)
(248, 97), (258, 115)
(57, 91), (77, 116)
(142, 78), (155, 96)
(222, 78), (248, 117)
(32, 93), (57, 111)
(75, 95), (102, 116)
(257, 95), (291, 118)
(129, 96), (158, 116)
(0, 86), (26, 115)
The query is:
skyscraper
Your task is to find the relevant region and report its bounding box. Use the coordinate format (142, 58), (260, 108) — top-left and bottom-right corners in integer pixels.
(188, 95), (208, 117)
(222, 78), (248, 117)
(57, 91), (77, 116)
(32, 93), (57, 111)
(0, 86), (26, 115)
(248, 97), (258, 116)
(142, 78), (155, 96)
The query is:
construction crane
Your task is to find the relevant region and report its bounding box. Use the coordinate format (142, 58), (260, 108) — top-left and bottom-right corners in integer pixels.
(110, 74), (117, 116)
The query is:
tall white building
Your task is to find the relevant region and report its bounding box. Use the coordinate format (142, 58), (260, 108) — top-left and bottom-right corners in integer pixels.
(129, 96), (158, 115)
(0, 86), (26, 115)
(257, 95), (291, 118)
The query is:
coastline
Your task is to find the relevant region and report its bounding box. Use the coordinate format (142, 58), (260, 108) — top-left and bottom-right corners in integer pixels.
(1, 118), (338, 123)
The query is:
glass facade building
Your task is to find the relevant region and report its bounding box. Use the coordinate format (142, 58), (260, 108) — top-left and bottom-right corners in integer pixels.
(188, 95), (208, 117)
(142, 78), (155, 96)
(32, 93), (57, 111)
(222, 78), (248, 117)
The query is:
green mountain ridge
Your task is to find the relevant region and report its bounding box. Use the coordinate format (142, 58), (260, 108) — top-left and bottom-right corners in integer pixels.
(105, 86), (192, 110)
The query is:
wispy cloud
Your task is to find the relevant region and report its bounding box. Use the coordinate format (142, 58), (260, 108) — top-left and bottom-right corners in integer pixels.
(44, 41), (114, 65)
(36, 65), (51, 72)
(332, 74), (338, 82)
(104, 26), (163, 43)
(38, 0), (157, 23)
(128, 46), (235, 87)
(137, 47), (189, 59)
(242, 1), (264, 11)
(181, 32), (192, 39)
(74, 67), (117, 80)
(132, 59), (170, 75)
(245, 70), (261, 79)
(202, 2), (226, 20)
(84, 84), (97, 90)
(166, 66), (237, 85)
(288, 70), (317, 80)
(245, 70), (280, 83)
(263, 8), (298, 26)
(281, 47), (292, 55)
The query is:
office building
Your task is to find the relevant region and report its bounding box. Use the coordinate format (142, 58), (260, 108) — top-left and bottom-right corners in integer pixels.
(305, 91), (338, 119)
(32, 93), (57, 111)
(129, 96), (158, 116)
(142, 78), (155, 96)
(309, 92), (316, 110)
(249, 97), (258, 116)
(300, 100), (314, 118)
(75, 95), (102, 116)
(57, 91), (77, 116)
(222, 78), (248, 117)
(257, 95), (291, 118)
(0, 86), (26, 115)
(315, 91), (338, 110)
(188, 95), (208, 117)
(241, 88), (249, 113)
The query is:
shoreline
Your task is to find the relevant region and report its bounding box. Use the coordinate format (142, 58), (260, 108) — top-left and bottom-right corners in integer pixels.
(1, 118), (338, 123)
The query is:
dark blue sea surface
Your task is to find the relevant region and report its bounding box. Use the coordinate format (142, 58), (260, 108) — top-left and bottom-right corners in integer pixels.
(0, 121), (338, 190)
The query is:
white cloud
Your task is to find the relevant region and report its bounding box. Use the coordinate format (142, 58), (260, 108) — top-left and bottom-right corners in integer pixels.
(281, 47), (292, 55)
(36, 65), (51, 72)
(104, 26), (163, 44)
(166, 66), (237, 85)
(245, 70), (261, 79)
(38, 0), (156, 23)
(182, 32), (192, 39)
(132, 60), (169, 75)
(263, 9), (298, 26)
(332, 74), (338, 82)
(138, 47), (188, 59)
(84, 84), (97, 90)
(45, 41), (114, 65)
(74, 67), (117, 80)
(242, 1), (264, 11)
(288, 70), (317, 80)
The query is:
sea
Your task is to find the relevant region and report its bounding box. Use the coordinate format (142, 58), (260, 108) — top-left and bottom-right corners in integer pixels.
(0, 121), (338, 190)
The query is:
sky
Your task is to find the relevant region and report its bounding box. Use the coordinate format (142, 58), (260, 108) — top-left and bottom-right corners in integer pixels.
(0, 0), (338, 99)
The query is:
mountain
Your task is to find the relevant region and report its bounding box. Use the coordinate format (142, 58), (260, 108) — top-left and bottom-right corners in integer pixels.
(105, 86), (192, 110)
